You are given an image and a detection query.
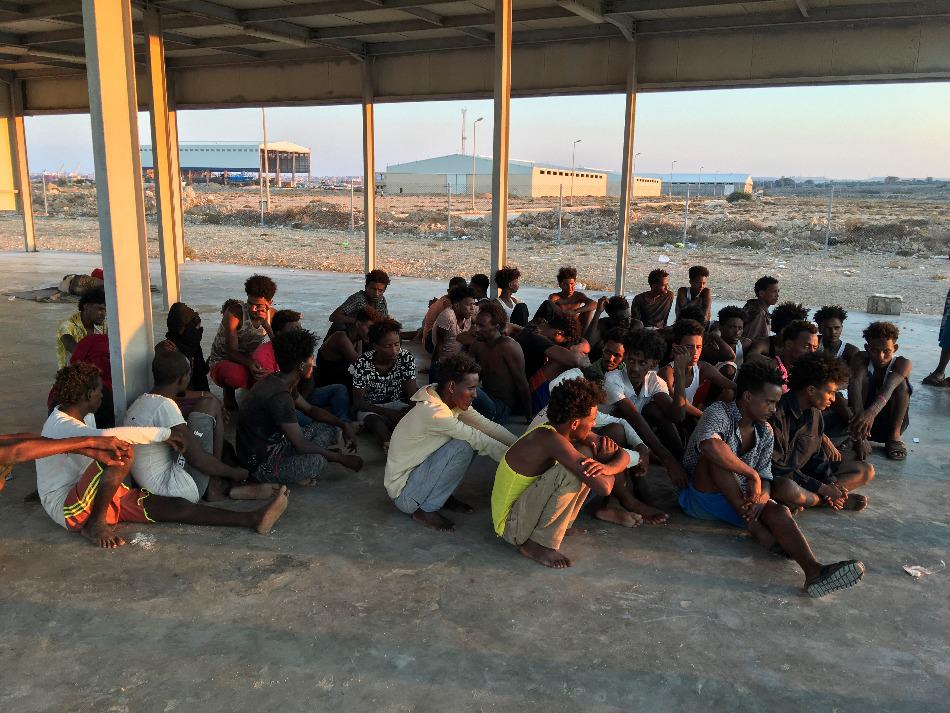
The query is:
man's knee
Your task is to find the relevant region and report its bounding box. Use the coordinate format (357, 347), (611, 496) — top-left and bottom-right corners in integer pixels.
(860, 461), (875, 481)
(599, 423), (626, 447)
(761, 500), (791, 524)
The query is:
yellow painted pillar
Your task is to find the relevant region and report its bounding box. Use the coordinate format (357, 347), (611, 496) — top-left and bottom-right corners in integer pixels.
(615, 41), (638, 295)
(362, 60), (377, 273)
(82, 0), (155, 419)
(490, 0), (512, 294)
(144, 8), (180, 309)
(0, 81), (37, 251)
(166, 89), (185, 266)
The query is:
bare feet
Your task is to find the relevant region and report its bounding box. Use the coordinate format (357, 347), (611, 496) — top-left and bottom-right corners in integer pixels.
(337, 454), (364, 471)
(411, 509), (455, 531)
(295, 477), (319, 487)
(204, 476), (230, 502)
(81, 521), (126, 549)
(231, 483), (283, 500)
(443, 495), (473, 513)
(595, 505), (643, 528)
(625, 498), (670, 525)
(517, 539), (571, 569)
(843, 493), (868, 511)
(255, 486), (289, 534)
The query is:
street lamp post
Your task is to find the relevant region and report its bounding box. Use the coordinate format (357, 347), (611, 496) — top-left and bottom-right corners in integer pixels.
(669, 159), (677, 200)
(698, 165), (704, 197)
(471, 116), (484, 212)
(570, 138), (581, 207)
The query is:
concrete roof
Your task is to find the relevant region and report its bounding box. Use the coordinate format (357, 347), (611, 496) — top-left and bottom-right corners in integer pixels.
(141, 141), (310, 154)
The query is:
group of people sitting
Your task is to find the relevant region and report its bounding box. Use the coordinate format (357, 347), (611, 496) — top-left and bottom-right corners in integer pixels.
(4, 262), (922, 599)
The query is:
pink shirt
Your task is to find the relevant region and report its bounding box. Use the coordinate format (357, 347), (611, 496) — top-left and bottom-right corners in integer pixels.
(252, 341), (278, 375)
(422, 295), (452, 342)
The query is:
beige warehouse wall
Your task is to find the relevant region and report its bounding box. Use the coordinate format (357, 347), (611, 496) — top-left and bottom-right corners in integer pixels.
(531, 168), (606, 198)
(607, 178), (663, 198)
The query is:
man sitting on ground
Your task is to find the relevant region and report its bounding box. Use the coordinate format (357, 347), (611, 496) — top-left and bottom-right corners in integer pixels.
(126, 351), (274, 502)
(207, 274), (277, 409)
(677, 361), (866, 597)
(470, 273), (491, 302)
(1, 431), (129, 495)
(37, 363), (288, 548)
(56, 286), (107, 369)
(632, 269), (675, 329)
(848, 321), (913, 461)
(316, 307), (380, 389)
(238, 329), (362, 486)
(814, 305), (860, 428)
(515, 315), (588, 415)
(675, 265), (712, 326)
(747, 301), (810, 361)
(586, 295), (639, 362)
(769, 353), (874, 513)
(385, 354), (517, 532)
(702, 305), (751, 380)
(329, 269), (391, 330)
(494, 265), (529, 327)
(431, 285), (478, 381)
(470, 302), (531, 423)
(546, 266), (596, 329)
(163, 302), (210, 393)
(420, 276), (468, 352)
(492, 377), (629, 569)
(742, 276), (780, 342)
(771, 320), (820, 388)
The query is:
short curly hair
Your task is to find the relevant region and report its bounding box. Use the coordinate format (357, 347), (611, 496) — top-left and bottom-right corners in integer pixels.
(602, 327), (627, 347)
(355, 306), (383, 323)
(470, 273), (490, 292)
(273, 328), (317, 372)
(814, 305), (848, 325)
(556, 266), (577, 283)
(754, 275), (778, 296)
(863, 321), (899, 343)
(772, 302), (810, 334)
(718, 305), (745, 324)
(549, 315), (581, 346)
(448, 285), (476, 304)
(478, 300), (508, 328)
(788, 352), (849, 393)
(688, 265), (709, 281)
(437, 353), (481, 386)
(678, 305), (706, 324)
(244, 274), (277, 301)
(368, 318), (402, 346)
(736, 360), (785, 398)
(605, 295), (630, 316)
(271, 309), (302, 334)
(780, 320), (818, 344)
(547, 377), (606, 425)
(365, 269), (390, 286)
(53, 362), (102, 405)
(79, 286), (106, 310)
(623, 329), (666, 362)
(673, 318), (705, 342)
(495, 266), (521, 289)
(648, 269), (668, 286)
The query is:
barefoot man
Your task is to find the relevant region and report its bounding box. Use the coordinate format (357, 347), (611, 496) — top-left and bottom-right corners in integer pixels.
(492, 377), (629, 569)
(37, 363), (288, 548)
(470, 302), (532, 423)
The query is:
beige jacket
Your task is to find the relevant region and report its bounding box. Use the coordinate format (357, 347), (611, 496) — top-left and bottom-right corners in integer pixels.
(384, 385), (517, 499)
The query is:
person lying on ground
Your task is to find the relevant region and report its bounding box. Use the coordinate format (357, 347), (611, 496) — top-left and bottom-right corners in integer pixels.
(494, 265), (529, 327)
(164, 302), (210, 393)
(351, 318), (420, 452)
(126, 351), (274, 502)
(848, 321), (913, 461)
(747, 301), (810, 362)
(675, 265), (712, 326)
(515, 315), (589, 416)
(316, 306), (380, 389)
(703, 305), (752, 380)
(431, 285), (478, 381)
(921, 287), (950, 387)
(329, 269), (390, 330)
(602, 328), (687, 466)
(385, 354), (517, 532)
(469, 302), (531, 423)
(492, 377), (629, 569)
(253, 309), (352, 426)
(56, 285), (107, 370)
(238, 329), (361, 486)
(742, 275), (780, 342)
(207, 274), (277, 410)
(37, 363), (288, 548)
(677, 360), (866, 597)
(585, 295), (640, 362)
(470, 273), (490, 302)
(771, 320), (820, 389)
(546, 266), (597, 329)
(814, 304), (859, 428)
(420, 276), (468, 352)
(632, 269), (675, 329)
(527, 369), (664, 527)
(769, 352), (874, 513)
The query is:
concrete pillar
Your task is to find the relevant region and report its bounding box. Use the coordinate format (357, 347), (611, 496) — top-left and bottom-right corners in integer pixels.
(290, 153), (296, 187)
(2, 81), (36, 252)
(166, 94), (185, 264)
(490, 0), (512, 294)
(143, 8), (180, 309)
(276, 154), (282, 188)
(361, 61), (377, 272)
(614, 42), (637, 295)
(82, 0), (155, 420)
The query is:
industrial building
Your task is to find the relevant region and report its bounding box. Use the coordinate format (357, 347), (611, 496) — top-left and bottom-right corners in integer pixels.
(385, 153), (660, 198)
(625, 172), (754, 197)
(140, 141), (311, 185)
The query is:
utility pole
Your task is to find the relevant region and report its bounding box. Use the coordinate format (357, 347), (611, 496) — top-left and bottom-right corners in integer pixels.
(447, 181), (452, 238)
(824, 182), (835, 250)
(669, 159), (677, 200)
(683, 184), (690, 242)
(461, 108), (467, 154)
(41, 172), (49, 216)
(557, 183), (563, 240)
(698, 165), (703, 197)
(350, 180), (355, 231)
(261, 107), (271, 212)
(471, 116), (483, 212)
(570, 138), (581, 207)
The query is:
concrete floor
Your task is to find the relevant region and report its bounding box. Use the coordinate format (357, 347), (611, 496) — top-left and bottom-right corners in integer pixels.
(0, 251), (948, 713)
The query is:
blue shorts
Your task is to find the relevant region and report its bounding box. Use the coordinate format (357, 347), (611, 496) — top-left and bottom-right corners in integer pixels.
(939, 289), (950, 350)
(678, 481), (746, 528)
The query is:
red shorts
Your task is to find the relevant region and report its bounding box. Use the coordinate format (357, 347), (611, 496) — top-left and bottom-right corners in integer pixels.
(210, 360), (253, 390)
(62, 461), (153, 531)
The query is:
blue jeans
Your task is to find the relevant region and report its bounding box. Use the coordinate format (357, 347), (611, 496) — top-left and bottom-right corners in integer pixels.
(473, 387), (512, 424)
(393, 440), (475, 514)
(297, 383), (351, 426)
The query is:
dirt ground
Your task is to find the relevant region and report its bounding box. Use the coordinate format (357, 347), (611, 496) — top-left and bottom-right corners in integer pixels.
(2, 182), (948, 314)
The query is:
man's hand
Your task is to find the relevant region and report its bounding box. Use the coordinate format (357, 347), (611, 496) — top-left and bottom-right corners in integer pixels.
(331, 453), (364, 471)
(596, 295), (609, 311)
(663, 457), (688, 489)
(849, 410), (876, 441)
(593, 434), (620, 461)
(165, 431), (188, 453)
(580, 457), (609, 478)
(741, 490), (769, 522)
(818, 482), (849, 510)
(631, 447), (650, 477)
(854, 438), (871, 461)
(78, 436), (133, 465)
(671, 344), (691, 374)
(340, 423), (358, 453)
(823, 438), (842, 462)
(250, 361), (269, 380)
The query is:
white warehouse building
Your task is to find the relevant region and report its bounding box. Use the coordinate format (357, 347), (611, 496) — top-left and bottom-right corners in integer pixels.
(384, 153), (661, 199)
(140, 141), (311, 183)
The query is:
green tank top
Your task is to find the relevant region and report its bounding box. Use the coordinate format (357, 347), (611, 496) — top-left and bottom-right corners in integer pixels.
(490, 423), (554, 536)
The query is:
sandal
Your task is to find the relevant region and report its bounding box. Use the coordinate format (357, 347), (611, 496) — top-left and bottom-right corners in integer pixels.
(886, 440), (907, 461)
(922, 373), (948, 387)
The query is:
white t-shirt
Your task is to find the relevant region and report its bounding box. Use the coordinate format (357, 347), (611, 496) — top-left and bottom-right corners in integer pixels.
(125, 394), (201, 503)
(603, 369), (669, 413)
(37, 407), (170, 528)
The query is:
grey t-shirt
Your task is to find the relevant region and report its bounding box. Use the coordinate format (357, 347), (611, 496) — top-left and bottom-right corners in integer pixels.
(237, 375), (297, 473)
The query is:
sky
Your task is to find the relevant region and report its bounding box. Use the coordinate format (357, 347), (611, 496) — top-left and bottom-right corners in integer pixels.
(25, 82), (950, 180)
